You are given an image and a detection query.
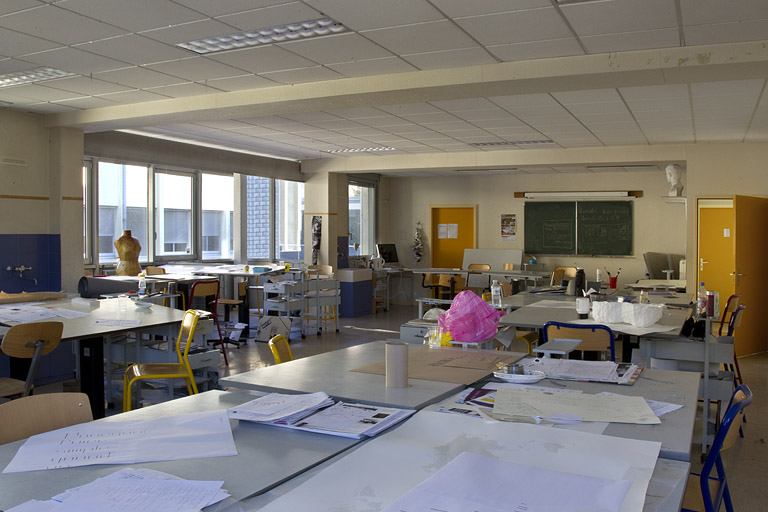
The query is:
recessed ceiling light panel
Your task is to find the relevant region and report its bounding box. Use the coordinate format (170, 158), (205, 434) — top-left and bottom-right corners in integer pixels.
(322, 147), (395, 154)
(177, 18), (347, 54)
(0, 67), (74, 88)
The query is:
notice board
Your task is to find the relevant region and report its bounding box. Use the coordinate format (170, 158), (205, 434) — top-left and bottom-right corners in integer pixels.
(524, 201), (633, 256)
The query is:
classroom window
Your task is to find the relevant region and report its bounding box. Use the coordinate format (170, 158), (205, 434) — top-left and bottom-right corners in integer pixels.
(275, 180), (304, 261)
(155, 172), (193, 257)
(97, 162), (149, 263)
(201, 173), (234, 260)
(348, 183), (375, 256)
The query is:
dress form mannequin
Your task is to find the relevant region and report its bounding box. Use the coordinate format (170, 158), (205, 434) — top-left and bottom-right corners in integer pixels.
(114, 230), (141, 276)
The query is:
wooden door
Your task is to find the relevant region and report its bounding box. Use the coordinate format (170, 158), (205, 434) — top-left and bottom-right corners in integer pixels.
(430, 206), (476, 268)
(698, 201), (735, 317)
(732, 195), (768, 356)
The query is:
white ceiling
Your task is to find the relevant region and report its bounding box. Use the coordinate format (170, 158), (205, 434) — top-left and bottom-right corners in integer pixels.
(2, 0), (768, 174)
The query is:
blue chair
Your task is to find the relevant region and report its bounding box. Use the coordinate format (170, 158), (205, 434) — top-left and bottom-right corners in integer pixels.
(541, 321), (615, 361)
(682, 384), (752, 512)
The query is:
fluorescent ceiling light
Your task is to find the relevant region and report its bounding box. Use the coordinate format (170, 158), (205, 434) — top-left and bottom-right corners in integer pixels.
(322, 147), (395, 153)
(470, 140), (554, 147)
(0, 67), (74, 88)
(524, 191), (629, 199)
(117, 129), (299, 162)
(177, 18), (347, 54)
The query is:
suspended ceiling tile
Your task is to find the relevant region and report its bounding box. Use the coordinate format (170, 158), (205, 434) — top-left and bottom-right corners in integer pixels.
(424, 121), (480, 132)
(21, 102), (79, 114)
(207, 46), (316, 74)
(306, 0), (444, 31)
(146, 57), (256, 81)
(401, 48), (497, 70)
(44, 76), (134, 96)
(619, 83), (690, 100)
(281, 33), (393, 65)
(327, 57), (417, 78)
(203, 74), (277, 91)
(93, 66), (188, 88)
(173, 0), (291, 18)
(554, 88), (622, 104)
(378, 103), (440, 116)
(55, 96), (119, 109)
(486, 38), (584, 62)
(76, 35), (192, 66)
(684, 20), (768, 46)
(565, 102), (629, 116)
(455, 8), (571, 46)
(280, 111), (343, 123)
(97, 89), (176, 104)
(0, 0), (38, 16)
(216, 2), (323, 31)
(680, 0), (768, 26)
(0, 58), (41, 75)
(490, 93), (560, 108)
(327, 107), (392, 120)
(581, 29), (680, 54)
(144, 82), (221, 97)
(61, 0), (205, 32)
(431, 0), (551, 18)
(20, 47), (130, 75)
(0, 5), (127, 45)
(471, 118), (528, 129)
(140, 19), (242, 45)
(362, 20), (479, 55)
(2, 83), (84, 102)
(0, 27), (60, 57)
(561, 0), (677, 35)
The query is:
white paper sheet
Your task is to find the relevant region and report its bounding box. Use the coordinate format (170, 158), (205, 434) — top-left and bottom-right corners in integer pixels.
(3, 410), (237, 473)
(383, 451), (632, 512)
(227, 392), (333, 423)
(0, 306), (58, 323)
(597, 392), (684, 417)
(527, 299), (578, 308)
(569, 318), (679, 336)
(47, 308), (91, 319)
(493, 388), (661, 424)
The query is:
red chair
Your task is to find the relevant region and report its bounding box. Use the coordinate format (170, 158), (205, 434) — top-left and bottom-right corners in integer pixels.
(188, 279), (228, 366)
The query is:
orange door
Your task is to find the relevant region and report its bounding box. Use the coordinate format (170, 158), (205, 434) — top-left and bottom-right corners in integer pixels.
(698, 203), (735, 318)
(430, 207), (476, 268)
(732, 195), (768, 356)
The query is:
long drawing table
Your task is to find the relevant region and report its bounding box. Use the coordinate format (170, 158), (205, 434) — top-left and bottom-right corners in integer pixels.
(221, 342), (520, 410)
(0, 297), (185, 418)
(244, 409), (690, 512)
(0, 390), (360, 511)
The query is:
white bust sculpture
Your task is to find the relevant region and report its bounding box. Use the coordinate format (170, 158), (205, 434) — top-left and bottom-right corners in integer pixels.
(665, 164), (684, 197)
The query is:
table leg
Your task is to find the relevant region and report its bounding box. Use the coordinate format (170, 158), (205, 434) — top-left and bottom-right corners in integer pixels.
(79, 336), (105, 419)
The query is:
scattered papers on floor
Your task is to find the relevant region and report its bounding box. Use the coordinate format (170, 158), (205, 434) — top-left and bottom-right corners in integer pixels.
(493, 388), (661, 425)
(228, 392), (415, 439)
(7, 468), (229, 512)
(3, 410), (237, 473)
(382, 451), (632, 512)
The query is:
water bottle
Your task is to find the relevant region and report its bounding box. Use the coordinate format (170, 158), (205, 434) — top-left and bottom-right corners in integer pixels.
(490, 280), (502, 307)
(138, 273), (147, 297)
(697, 282), (707, 317)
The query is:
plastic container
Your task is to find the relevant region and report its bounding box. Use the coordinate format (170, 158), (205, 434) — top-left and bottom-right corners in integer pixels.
(697, 282), (708, 317)
(490, 280), (502, 307)
(574, 268), (586, 296)
(138, 274), (147, 296)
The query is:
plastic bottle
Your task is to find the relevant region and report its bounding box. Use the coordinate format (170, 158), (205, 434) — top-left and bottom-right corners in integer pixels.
(574, 268), (586, 296)
(138, 273), (147, 297)
(697, 282), (708, 317)
(490, 280), (502, 307)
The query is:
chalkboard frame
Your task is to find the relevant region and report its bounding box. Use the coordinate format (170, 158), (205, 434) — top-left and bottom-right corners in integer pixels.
(524, 200), (633, 256)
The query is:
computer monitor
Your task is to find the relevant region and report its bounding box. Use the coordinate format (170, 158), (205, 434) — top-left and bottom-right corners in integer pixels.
(376, 243), (399, 265)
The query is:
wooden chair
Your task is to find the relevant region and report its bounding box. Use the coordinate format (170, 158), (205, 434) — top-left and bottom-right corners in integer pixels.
(726, 305), (746, 386)
(437, 273), (466, 299)
(550, 266), (578, 286)
(268, 334), (293, 364)
(219, 280), (247, 347)
(0, 322), (63, 399)
(421, 273), (441, 299)
(713, 294), (741, 336)
(0, 392), (93, 445)
(682, 384), (752, 512)
(503, 263), (514, 271)
(188, 279), (228, 365)
(541, 321), (616, 361)
(144, 266), (166, 275)
(123, 309), (201, 411)
(466, 263), (491, 294)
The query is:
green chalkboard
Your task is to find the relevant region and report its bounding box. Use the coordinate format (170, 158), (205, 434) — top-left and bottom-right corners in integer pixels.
(524, 201), (633, 256)
(524, 202), (576, 255)
(577, 201), (633, 255)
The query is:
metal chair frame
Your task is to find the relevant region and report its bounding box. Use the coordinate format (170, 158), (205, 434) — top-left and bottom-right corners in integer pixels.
(541, 321), (616, 361)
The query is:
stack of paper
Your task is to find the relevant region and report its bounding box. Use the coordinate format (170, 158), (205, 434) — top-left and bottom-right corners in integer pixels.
(227, 392), (334, 423)
(8, 468), (229, 512)
(520, 358), (641, 384)
(228, 393), (415, 439)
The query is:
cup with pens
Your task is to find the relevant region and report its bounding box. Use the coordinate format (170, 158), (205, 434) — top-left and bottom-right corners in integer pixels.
(605, 267), (621, 289)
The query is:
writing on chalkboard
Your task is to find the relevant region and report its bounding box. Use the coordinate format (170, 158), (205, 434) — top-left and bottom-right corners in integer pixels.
(525, 201), (632, 256)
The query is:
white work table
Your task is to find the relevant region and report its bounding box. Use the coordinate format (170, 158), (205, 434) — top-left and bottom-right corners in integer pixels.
(221, 341), (471, 410)
(0, 390), (359, 511)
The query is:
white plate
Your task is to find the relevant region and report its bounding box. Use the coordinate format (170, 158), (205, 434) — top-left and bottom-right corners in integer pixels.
(132, 299), (152, 309)
(492, 370), (546, 384)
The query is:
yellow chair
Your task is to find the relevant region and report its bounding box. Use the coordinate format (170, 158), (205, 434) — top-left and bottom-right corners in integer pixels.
(550, 266), (578, 286)
(503, 263), (515, 271)
(144, 266), (166, 275)
(219, 280), (248, 347)
(188, 279), (228, 366)
(122, 310), (201, 411)
(0, 392), (93, 445)
(0, 322), (63, 399)
(437, 273), (466, 299)
(466, 263), (491, 294)
(268, 334), (294, 364)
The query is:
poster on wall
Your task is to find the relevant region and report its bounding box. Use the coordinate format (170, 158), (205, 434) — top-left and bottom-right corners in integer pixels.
(501, 214), (517, 242)
(438, 224), (458, 239)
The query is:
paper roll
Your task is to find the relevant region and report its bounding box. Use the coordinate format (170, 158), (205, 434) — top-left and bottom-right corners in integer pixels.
(385, 341), (409, 388)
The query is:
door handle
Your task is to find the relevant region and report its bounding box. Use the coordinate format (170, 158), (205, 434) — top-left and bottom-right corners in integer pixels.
(729, 270), (744, 287)
(699, 258), (709, 271)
